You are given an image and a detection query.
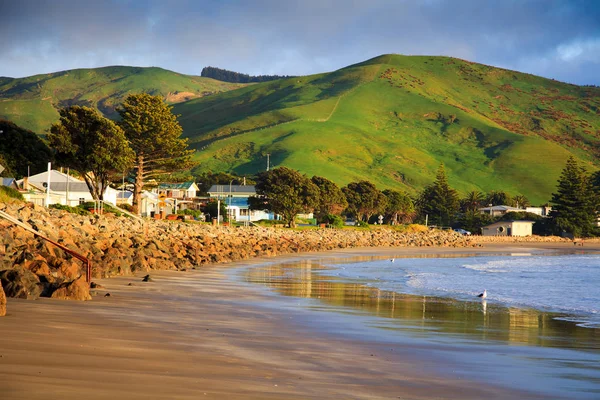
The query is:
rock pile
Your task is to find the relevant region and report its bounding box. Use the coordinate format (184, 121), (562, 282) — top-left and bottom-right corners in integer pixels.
(0, 202), (473, 301)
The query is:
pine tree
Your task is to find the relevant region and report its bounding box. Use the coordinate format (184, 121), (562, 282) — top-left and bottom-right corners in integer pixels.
(550, 157), (596, 237)
(417, 164), (460, 226)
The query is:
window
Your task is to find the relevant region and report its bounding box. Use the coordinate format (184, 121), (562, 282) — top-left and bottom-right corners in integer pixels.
(79, 198), (85, 205)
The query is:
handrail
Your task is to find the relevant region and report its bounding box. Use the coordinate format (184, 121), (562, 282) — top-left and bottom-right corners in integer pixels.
(0, 209), (92, 283)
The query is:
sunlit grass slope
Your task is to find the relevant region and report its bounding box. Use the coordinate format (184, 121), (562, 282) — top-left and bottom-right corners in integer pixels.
(0, 66), (245, 134)
(175, 55), (600, 204)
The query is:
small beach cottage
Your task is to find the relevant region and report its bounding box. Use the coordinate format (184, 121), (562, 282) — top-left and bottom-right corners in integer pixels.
(481, 220), (534, 237)
(207, 185), (274, 222)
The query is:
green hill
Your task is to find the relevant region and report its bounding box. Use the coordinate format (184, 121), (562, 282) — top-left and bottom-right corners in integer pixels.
(0, 66), (245, 134)
(174, 54), (600, 204)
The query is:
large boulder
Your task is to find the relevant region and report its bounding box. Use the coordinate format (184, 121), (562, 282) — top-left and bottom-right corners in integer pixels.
(0, 266), (43, 299)
(50, 276), (91, 301)
(0, 279), (6, 316)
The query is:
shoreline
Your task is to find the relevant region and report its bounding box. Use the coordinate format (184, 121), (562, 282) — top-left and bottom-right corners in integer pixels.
(3, 243), (599, 399)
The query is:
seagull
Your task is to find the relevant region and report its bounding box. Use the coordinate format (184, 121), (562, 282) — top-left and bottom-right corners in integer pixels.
(390, 258), (395, 263)
(477, 289), (487, 299)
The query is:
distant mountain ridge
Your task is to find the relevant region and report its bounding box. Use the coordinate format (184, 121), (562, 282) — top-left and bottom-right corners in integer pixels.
(0, 66), (245, 134)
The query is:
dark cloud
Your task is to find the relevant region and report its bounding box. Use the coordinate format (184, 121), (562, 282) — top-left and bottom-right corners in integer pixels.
(0, 0), (598, 84)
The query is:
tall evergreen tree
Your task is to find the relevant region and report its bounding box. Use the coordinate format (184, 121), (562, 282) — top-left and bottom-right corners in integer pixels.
(417, 164), (459, 226)
(550, 157), (596, 237)
(118, 94), (194, 214)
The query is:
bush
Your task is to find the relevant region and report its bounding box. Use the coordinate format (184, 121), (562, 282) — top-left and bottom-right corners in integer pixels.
(0, 185), (24, 201)
(78, 201), (122, 217)
(355, 220), (370, 228)
(49, 204), (91, 215)
(323, 214), (344, 228)
(177, 208), (204, 219)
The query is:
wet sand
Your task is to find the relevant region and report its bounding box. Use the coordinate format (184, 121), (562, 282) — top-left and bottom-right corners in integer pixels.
(1, 243), (598, 399)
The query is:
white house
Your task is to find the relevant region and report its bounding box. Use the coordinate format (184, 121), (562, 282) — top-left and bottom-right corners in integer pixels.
(17, 170), (119, 206)
(479, 205), (523, 217)
(207, 185), (274, 222)
(525, 206), (552, 217)
(481, 220), (534, 237)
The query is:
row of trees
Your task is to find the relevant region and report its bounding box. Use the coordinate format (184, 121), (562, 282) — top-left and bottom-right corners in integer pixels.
(248, 167), (414, 228)
(200, 66), (294, 83)
(248, 159), (600, 237)
(48, 94), (193, 214)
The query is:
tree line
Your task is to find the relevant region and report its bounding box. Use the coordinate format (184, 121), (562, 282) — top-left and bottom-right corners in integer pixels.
(200, 66), (294, 83)
(246, 161), (600, 236)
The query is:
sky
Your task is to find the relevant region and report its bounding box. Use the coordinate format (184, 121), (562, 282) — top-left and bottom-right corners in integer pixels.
(1, 0), (599, 85)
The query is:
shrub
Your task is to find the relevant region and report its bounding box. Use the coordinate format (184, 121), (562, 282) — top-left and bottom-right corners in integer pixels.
(49, 204), (91, 215)
(0, 186), (24, 201)
(323, 214), (344, 228)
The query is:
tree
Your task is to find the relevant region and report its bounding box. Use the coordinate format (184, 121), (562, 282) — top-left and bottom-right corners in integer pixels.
(417, 164), (459, 226)
(342, 181), (387, 222)
(550, 156), (596, 237)
(0, 119), (53, 178)
(460, 190), (484, 212)
(513, 194), (531, 208)
(48, 106), (134, 201)
(485, 190), (513, 207)
(118, 94), (194, 214)
(250, 167), (319, 228)
(311, 175), (347, 222)
(382, 189), (414, 224)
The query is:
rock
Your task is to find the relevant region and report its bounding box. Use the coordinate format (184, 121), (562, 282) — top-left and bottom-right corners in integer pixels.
(104, 293), (111, 297)
(0, 280), (6, 316)
(0, 267), (43, 299)
(50, 277), (91, 301)
(142, 274), (153, 282)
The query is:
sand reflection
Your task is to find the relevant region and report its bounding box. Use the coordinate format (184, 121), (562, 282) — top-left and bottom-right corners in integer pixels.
(244, 259), (600, 351)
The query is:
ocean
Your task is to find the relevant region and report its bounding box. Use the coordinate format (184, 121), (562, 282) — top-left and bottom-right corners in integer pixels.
(241, 250), (600, 398)
(325, 252), (600, 328)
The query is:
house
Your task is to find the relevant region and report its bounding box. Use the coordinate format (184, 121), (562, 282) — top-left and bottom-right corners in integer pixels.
(525, 206), (552, 217)
(207, 184), (274, 222)
(481, 220), (534, 237)
(157, 181), (199, 199)
(16, 170), (119, 206)
(479, 205), (522, 217)
(156, 181), (200, 212)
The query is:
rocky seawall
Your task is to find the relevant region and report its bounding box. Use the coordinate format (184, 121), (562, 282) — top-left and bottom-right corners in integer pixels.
(0, 203), (475, 302)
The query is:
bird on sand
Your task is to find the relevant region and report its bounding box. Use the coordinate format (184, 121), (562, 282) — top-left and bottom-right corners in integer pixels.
(477, 289), (487, 299)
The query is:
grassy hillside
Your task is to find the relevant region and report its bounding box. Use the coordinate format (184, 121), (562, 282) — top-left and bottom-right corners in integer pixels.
(174, 54), (600, 204)
(0, 66), (245, 134)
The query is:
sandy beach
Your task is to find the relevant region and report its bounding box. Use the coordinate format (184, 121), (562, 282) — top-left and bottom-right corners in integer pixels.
(1, 242), (599, 399)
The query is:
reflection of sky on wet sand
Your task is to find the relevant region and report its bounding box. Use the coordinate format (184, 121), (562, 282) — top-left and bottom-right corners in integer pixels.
(242, 256), (600, 398)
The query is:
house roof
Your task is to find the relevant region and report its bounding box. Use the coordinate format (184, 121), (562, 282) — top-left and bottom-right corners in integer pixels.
(207, 185), (256, 196)
(479, 205), (522, 212)
(1, 177), (15, 187)
(117, 191), (134, 199)
(158, 181), (198, 190)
